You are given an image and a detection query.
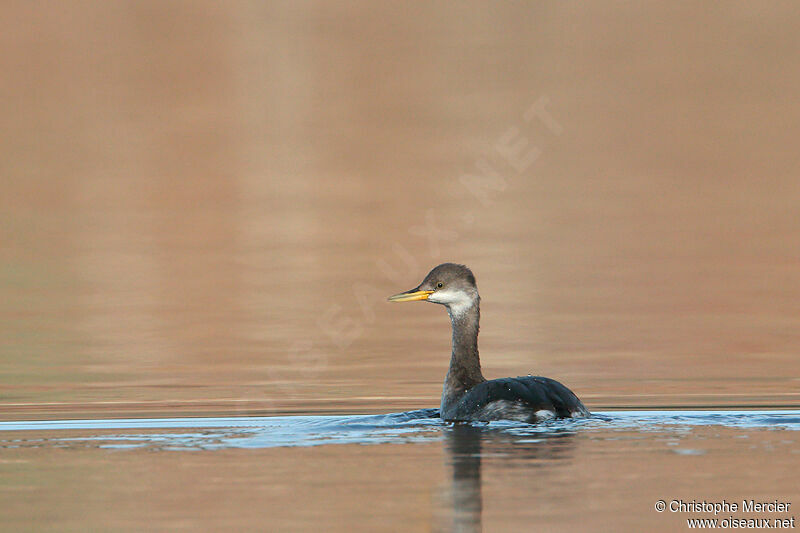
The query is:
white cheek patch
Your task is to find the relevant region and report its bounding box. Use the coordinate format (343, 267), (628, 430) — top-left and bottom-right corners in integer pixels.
(448, 297), (474, 318)
(429, 288), (474, 318)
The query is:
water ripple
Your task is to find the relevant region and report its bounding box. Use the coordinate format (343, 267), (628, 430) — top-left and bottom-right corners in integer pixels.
(0, 409), (797, 450)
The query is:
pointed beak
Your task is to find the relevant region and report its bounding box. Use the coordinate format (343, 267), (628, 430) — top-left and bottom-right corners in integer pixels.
(387, 287), (434, 302)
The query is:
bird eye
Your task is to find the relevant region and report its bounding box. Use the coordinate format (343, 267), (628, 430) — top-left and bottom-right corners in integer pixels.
(437, 282), (443, 288)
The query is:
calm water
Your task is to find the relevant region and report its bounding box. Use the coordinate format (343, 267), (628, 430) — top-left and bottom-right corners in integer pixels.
(2, 1), (800, 531)
(0, 411), (798, 531)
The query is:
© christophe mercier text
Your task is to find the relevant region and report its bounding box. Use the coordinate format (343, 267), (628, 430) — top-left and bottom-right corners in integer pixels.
(668, 500), (791, 514)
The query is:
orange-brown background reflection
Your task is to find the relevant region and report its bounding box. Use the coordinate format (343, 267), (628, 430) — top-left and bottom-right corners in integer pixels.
(2, 2), (799, 418)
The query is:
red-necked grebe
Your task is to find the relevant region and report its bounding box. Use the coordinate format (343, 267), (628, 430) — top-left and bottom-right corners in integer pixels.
(389, 263), (589, 422)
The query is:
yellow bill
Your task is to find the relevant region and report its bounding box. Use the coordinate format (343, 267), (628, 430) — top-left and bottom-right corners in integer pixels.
(388, 289), (434, 302)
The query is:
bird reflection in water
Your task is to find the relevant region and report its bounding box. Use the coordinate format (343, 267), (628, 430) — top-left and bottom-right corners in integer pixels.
(442, 423), (577, 532)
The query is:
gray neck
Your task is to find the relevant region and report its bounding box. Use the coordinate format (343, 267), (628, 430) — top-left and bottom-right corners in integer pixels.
(441, 298), (485, 414)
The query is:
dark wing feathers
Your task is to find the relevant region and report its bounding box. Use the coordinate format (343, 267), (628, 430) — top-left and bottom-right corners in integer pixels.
(459, 376), (587, 419)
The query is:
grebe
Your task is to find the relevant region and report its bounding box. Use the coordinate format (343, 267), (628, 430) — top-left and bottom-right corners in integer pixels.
(389, 263), (589, 423)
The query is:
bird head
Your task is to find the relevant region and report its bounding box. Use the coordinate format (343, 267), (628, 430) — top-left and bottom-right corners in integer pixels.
(388, 263), (479, 317)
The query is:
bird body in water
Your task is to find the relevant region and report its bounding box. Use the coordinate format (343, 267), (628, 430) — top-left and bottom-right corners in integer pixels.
(389, 263), (589, 423)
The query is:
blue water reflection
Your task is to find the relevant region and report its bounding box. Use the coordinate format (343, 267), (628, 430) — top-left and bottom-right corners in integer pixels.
(0, 409), (798, 451)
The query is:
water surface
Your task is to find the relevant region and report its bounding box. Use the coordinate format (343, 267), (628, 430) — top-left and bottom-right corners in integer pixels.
(1, 410), (798, 531)
(2, 409), (799, 449)
(2, 2), (800, 532)
(2, 1), (800, 416)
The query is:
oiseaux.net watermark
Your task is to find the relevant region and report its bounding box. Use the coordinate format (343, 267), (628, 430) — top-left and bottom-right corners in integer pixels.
(267, 95), (565, 400)
(655, 499), (795, 529)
